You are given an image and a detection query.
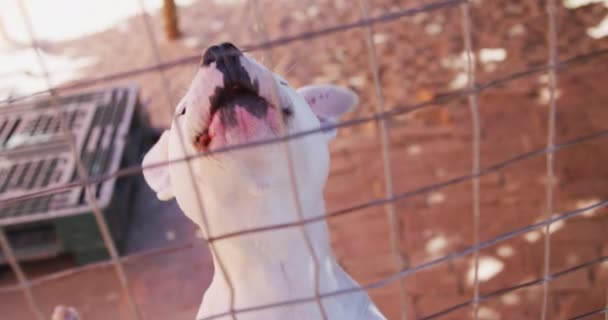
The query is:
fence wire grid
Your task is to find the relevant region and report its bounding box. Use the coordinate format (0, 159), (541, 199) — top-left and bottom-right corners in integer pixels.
(0, 0), (607, 319)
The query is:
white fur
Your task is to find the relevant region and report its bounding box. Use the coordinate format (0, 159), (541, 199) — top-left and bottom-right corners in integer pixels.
(142, 49), (386, 320)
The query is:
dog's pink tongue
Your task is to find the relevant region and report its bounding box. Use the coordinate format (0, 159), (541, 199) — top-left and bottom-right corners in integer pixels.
(208, 105), (279, 148)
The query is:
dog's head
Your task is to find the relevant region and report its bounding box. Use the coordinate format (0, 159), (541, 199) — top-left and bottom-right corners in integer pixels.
(142, 43), (357, 230)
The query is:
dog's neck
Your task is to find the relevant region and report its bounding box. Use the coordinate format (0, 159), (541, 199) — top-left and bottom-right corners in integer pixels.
(202, 173), (333, 277)
(186, 152), (341, 312)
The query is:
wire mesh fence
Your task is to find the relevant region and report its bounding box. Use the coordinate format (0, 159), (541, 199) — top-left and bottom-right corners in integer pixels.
(0, 0), (607, 319)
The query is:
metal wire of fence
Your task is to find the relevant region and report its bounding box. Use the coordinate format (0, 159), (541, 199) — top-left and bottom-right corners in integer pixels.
(459, 3), (482, 319)
(2, 46), (608, 216)
(5, 1), (144, 319)
(356, 0), (407, 318)
(0, 0), (606, 319)
(541, 1), (560, 319)
(133, 1), (240, 320)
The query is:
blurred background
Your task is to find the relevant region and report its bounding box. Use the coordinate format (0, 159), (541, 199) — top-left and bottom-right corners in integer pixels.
(0, 0), (607, 319)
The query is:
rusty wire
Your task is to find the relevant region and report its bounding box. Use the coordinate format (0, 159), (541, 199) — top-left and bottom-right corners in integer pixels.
(0, 0), (464, 106)
(249, 0), (329, 318)
(6, 1), (144, 319)
(356, 0), (408, 318)
(460, 2), (483, 319)
(568, 307), (608, 320)
(1, 47), (607, 215)
(542, 0), (560, 319)
(420, 255), (607, 320)
(0, 0), (606, 319)
(194, 200), (608, 320)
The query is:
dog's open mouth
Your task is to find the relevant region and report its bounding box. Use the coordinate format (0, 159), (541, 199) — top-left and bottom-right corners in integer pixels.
(190, 42), (292, 152)
(194, 84), (275, 151)
(211, 84), (270, 126)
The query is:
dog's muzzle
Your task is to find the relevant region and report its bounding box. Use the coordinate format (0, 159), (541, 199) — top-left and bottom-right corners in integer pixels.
(201, 42), (268, 127)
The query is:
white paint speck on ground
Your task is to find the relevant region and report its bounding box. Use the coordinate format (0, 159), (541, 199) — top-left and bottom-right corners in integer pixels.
(407, 145), (422, 156)
(441, 52), (469, 70)
(449, 72), (468, 90)
(425, 23), (443, 35)
(443, 49), (506, 75)
(501, 292), (520, 305)
(479, 48), (507, 63)
(478, 306), (501, 320)
(348, 75), (366, 88)
(373, 33), (388, 45)
(496, 245), (515, 258)
(528, 214), (565, 237)
(425, 234), (447, 256)
(562, 0), (608, 38)
(544, 215), (565, 234)
(537, 87), (562, 105)
(588, 16), (608, 38)
(524, 218), (566, 243)
(426, 192), (446, 206)
(467, 256), (504, 285)
(576, 198), (601, 217)
(508, 24), (526, 37)
(563, 0), (608, 10)
(479, 48), (507, 72)
(524, 230), (541, 243)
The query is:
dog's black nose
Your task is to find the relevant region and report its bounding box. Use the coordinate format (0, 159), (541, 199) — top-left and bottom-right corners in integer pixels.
(201, 42), (242, 67)
(201, 42), (256, 94)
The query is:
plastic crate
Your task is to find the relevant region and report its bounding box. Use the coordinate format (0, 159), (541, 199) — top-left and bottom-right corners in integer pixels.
(0, 85), (150, 265)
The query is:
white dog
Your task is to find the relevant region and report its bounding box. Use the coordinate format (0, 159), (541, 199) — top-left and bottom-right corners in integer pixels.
(143, 42), (386, 320)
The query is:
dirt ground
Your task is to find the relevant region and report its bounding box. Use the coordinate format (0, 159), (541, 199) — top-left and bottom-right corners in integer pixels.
(1, 0), (607, 319)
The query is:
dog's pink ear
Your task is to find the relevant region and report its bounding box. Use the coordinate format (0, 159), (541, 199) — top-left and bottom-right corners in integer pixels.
(297, 85), (358, 139)
(297, 84), (358, 118)
(142, 131), (174, 201)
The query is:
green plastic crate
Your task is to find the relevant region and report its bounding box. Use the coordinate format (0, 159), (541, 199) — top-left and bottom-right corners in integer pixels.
(0, 85), (153, 265)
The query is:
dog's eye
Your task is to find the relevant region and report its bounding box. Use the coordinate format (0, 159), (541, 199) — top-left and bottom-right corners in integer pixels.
(279, 80), (288, 86)
(179, 107), (186, 116)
